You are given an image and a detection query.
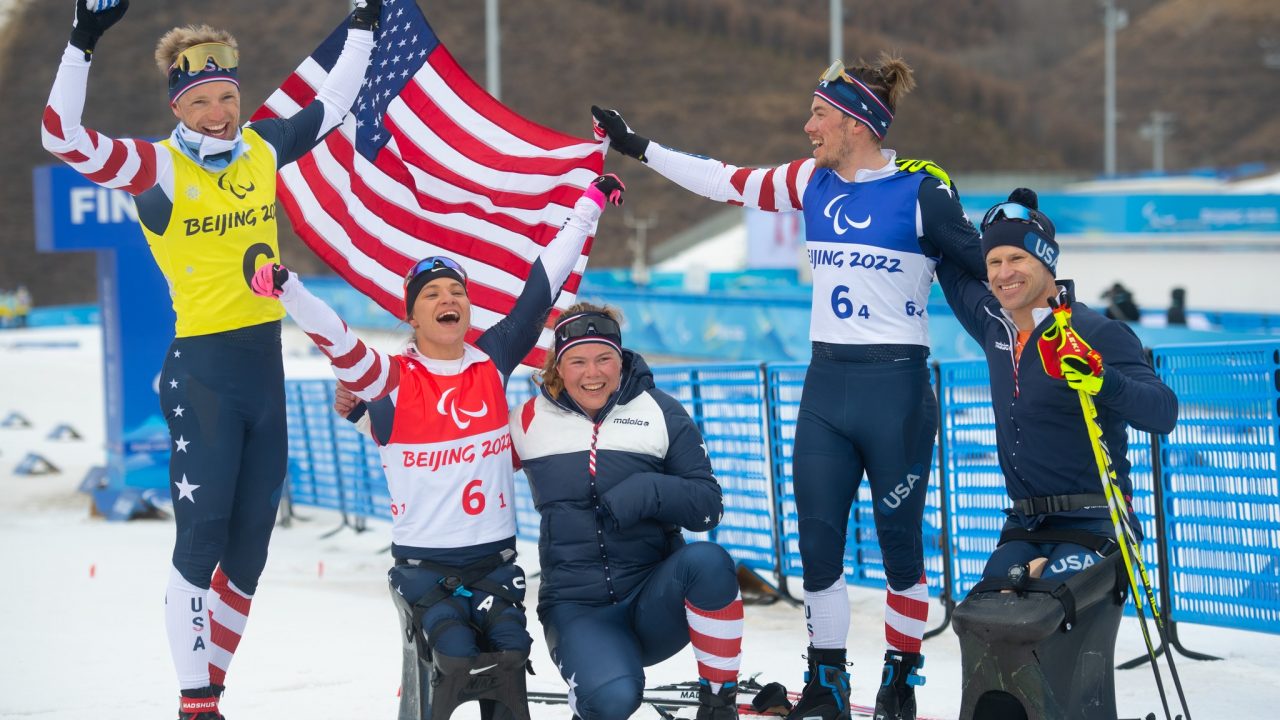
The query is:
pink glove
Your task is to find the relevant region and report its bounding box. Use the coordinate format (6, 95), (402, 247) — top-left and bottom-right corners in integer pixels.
(583, 173), (626, 209)
(250, 263), (289, 298)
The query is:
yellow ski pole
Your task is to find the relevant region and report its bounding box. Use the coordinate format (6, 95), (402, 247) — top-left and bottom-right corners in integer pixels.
(1047, 298), (1192, 720)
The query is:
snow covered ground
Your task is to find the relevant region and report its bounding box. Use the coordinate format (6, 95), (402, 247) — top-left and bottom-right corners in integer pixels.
(2, 324), (1276, 719)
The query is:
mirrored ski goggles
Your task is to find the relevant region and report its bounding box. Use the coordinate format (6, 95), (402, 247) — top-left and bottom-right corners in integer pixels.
(169, 42), (240, 74)
(404, 255), (468, 286)
(553, 312), (622, 360)
(981, 202), (1043, 232)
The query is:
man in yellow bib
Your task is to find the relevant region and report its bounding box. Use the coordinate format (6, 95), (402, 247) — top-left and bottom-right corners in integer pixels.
(41, 1), (381, 717)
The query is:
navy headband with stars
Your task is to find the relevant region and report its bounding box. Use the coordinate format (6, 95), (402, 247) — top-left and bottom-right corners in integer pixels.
(814, 74), (894, 140)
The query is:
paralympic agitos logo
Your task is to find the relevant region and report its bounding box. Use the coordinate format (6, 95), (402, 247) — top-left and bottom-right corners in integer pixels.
(217, 173), (255, 200)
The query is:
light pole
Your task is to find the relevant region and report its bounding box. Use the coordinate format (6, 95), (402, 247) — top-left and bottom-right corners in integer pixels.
(624, 212), (658, 287)
(1101, 0), (1128, 177)
(1139, 111), (1175, 174)
(830, 0), (843, 63)
(486, 0), (500, 100)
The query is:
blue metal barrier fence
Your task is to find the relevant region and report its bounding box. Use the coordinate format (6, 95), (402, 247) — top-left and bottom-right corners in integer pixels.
(1151, 341), (1280, 634)
(282, 339), (1280, 637)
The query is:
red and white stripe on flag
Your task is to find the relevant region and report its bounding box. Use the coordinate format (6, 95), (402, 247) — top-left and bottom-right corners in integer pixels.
(252, 0), (604, 368)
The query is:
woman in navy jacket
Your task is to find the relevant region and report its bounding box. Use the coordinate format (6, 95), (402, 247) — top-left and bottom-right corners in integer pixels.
(509, 303), (744, 720)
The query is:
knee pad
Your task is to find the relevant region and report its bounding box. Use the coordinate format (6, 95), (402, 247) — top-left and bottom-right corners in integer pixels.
(953, 553), (1126, 720)
(576, 675), (642, 720)
(798, 517), (846, 591)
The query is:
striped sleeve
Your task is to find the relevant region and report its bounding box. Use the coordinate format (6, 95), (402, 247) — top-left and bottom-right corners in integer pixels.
(41, 44), (167, 196)
(644, 143), (814, 212)
(277, 275), (401, 401)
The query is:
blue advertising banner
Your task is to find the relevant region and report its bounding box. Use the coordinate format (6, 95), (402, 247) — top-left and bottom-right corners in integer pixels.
(34, 164), (174, 518)
(962, 193), (1280, 234)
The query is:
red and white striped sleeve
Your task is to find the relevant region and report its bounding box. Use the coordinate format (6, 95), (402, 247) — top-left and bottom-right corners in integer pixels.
(277, 275), (401, 402)
(41, 45), (168, 196)
(644, 142), (815, 212)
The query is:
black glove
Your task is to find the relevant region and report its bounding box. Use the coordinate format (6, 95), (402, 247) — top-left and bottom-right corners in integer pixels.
(350, 0), (382, 31)
(590, 173), (626, 207)
(70, 0), (130, 57)
(591, 105), (651, 162)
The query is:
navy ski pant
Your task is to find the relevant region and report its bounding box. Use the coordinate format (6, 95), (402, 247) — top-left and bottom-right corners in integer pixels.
(161, 321), (287, 594)
(542, 541), (738, 720)
(983, 517), (1117, 583)
(792, 354), (937, 592)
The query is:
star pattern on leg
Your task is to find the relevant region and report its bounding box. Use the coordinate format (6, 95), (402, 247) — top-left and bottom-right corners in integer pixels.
(174, 436), (190, 453)
(173, 350), (182, 358)
(174, 474), (200, 503)
(169, 379), (179, 389)
(172, 405), (185, 418)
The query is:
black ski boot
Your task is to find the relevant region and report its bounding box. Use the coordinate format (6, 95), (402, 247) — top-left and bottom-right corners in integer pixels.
(873, 651), (925, 720)
(177, 686), (223, 720)
(696, 678), (739, 720)
(786, 647), (851, 720)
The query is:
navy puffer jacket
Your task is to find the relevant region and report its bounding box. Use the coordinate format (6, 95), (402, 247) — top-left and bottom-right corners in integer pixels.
(508, 351), (722, 613)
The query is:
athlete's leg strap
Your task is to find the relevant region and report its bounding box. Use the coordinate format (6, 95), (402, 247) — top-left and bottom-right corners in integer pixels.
(402, 550), (523, 617)
(996, 526), (1117, 555)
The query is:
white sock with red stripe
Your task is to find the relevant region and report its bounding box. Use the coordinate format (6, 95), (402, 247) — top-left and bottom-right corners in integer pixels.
(685, 593), (744, 693)
(804, 579), (850, 649)
(207, 566), (254, 687)
(165, 566), (211, 690)
(885, 575), (929, 653)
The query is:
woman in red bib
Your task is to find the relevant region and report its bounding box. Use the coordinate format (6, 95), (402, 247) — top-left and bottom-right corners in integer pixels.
(252, 176), (623, 679)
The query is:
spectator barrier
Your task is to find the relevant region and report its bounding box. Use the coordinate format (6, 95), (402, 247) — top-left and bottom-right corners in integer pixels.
(282, 339), (1280, 638)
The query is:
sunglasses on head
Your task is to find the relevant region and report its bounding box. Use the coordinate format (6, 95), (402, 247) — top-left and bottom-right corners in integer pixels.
(981, 202), (1044, 233)
(170, 42), (239, 74)
(818, 60), (854, 85)
(554, 312), (621, 344)
(404, 256), (467, 287)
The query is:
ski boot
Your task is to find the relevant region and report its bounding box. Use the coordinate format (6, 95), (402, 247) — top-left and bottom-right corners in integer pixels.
(786, 647), (851, 720)
(873, 651), (924, 720)
(696, 678), (739, 720)
(178, 686), (223, 720)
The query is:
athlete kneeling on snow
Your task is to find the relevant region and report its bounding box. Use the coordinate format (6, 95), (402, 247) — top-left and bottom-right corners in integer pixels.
(251, 175), (625, 708)
(937, 188), (1178, 584)
(509, 304), (744, 720)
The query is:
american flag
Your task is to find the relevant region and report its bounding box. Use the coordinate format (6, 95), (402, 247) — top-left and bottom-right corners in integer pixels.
(251, 0), (604, 366)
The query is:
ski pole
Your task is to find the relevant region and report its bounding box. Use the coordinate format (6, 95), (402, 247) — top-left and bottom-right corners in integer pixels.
(1048, 299), (1193, 720)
